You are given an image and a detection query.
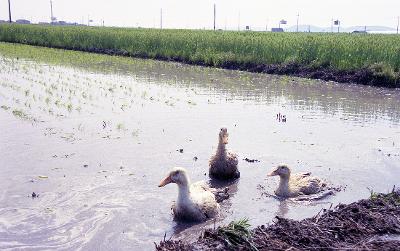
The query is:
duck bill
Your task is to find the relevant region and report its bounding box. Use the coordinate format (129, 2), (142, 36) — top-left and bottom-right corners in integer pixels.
(267, 171), (277, 176)
(158, 175), (173, 187)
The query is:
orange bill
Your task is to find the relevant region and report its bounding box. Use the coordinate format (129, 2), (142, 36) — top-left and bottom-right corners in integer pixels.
(158, 175), (173, 187)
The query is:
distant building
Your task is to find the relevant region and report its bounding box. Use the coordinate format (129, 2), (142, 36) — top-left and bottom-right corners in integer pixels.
(16, 19), (31, 24)
(271, 28), (284, 32)
(352, 30), (367, 34)
(49, 21), (82, 26)
(0, 20), (7, 23)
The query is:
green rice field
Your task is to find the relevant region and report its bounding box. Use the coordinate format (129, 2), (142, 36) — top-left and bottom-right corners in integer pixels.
(0, 23), (399, 86)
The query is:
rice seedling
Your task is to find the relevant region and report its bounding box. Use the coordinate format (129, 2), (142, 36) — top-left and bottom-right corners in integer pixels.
(131, 129), (140, 137)
(12, 109), (29, 119)
(116, 123), (125, 131)
(66, 103), (73, 112)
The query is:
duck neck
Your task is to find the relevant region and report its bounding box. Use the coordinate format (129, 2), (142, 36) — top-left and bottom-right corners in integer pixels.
(177, 181), (191, 205)
(277, 175), (291, 196)
(216, 140), (227, 159)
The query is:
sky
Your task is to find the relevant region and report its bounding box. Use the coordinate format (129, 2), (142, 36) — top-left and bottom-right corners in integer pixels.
(1, 0), (399, 30)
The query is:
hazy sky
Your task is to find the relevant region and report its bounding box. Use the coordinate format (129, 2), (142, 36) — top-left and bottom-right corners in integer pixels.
(1, 0), (399, 29)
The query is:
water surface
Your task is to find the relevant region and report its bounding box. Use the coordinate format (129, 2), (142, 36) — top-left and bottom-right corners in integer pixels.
(0, 51), (399, 250)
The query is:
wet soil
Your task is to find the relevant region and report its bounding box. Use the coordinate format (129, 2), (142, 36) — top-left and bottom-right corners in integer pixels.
(156, 190), (400, 250)
(28, 45), (400, 89)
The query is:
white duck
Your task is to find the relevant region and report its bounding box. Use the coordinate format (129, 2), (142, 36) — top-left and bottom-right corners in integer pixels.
(267, 164), (327, 198)
(158, 167), (219, 222)
(209, 128), (239, 180)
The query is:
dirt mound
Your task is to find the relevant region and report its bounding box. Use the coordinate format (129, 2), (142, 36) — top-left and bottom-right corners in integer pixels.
(156, 190), (400, 250)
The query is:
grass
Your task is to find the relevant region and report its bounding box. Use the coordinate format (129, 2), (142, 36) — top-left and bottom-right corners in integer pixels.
(0, 24), (399, 87)
(12, 109), (29, 119)
(116, 123), (125, 131)
(216, 218), (258, 250)
(369, 186), (400, 205)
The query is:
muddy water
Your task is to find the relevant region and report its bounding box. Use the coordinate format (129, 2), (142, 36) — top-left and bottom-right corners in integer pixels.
(0, 52), (399, 250)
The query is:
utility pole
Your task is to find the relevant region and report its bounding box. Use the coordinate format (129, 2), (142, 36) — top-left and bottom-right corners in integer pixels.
(8, 0), (12, 23)
(397, 16), (399, 34)
(330, 18), (333, 33)
(296, 13), (299, 32)
(224, 18), (227, 30)
(160, 8), (163, 29)
(213, 4), (216, 30)
(237, 11), (240, 31)
(50, 0), (54, 23)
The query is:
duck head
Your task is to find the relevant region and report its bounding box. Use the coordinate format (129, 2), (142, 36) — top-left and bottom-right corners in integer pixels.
(268, 164), (291, 179)
(159, 167), (190, 187)
(219, 127), (229, 144)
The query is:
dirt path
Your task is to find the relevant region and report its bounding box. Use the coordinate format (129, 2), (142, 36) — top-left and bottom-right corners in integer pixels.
(156, 190), (400, 250)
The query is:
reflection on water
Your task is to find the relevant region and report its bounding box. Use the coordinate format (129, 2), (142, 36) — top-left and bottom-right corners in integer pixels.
(0, 52), (399, 250)
(276, 200), (289, 218)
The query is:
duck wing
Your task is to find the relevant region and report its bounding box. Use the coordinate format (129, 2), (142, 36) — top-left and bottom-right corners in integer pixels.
(191, 181), (216, 193)
(191, 186), (219, 219)
(296, 176), (326, 195)
(227, 151), (238, 166)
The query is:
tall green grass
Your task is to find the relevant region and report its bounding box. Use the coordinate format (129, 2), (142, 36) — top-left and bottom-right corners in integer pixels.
(0, 24), (399, 75)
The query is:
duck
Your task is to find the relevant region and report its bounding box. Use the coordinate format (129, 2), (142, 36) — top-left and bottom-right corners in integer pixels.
(158, 167), (219, 222)
(267, 164), (327, 198)
(209, 128), (239, 180)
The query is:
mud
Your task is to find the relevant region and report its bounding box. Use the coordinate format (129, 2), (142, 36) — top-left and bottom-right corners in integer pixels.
(243, 158), (260, 163)
(29, 45), (400, 89)
(156, 190), (400, 250)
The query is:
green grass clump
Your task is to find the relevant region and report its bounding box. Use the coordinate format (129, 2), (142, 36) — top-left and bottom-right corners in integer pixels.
(217, 218), (258, 250)
(12, 109), (29, 119)
(0, 24), (399, 81)
(116, 123), (125, 131)
(369, 187), (400, 205)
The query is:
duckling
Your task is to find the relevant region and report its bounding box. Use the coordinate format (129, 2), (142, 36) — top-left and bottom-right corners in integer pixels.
(267, 164), (327, 198)
(209, 128), (239, 180)
(158, 167), (219, 222)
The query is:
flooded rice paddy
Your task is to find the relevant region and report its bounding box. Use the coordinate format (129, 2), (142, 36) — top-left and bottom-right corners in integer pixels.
(0, 47), (400, 250)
